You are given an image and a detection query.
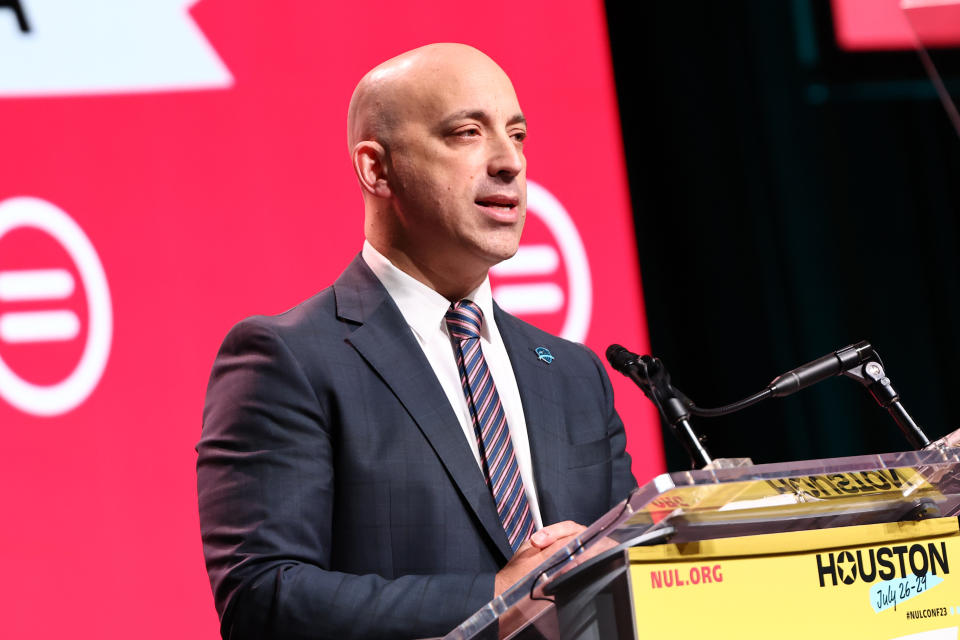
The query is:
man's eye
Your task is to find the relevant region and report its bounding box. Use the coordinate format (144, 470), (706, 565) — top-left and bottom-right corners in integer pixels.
(455, 128), (480, 137)
(512, 131), (527, 143)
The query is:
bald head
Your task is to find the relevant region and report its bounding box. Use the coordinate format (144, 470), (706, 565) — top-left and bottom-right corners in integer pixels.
(347, 43), (515, 151)
(347, 43), (527, 300)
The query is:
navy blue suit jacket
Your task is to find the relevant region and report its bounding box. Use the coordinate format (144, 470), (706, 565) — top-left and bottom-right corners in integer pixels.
(197, 256), (637, 639)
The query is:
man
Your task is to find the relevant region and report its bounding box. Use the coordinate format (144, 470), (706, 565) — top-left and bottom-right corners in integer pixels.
(197, 43), (637, 639)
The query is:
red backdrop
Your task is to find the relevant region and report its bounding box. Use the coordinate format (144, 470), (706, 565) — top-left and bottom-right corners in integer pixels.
(832, 0), (960, 50)
(0, 1), (663, 636)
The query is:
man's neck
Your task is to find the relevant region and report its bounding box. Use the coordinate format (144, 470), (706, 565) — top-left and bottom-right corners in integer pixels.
(367, 240), (488, 303)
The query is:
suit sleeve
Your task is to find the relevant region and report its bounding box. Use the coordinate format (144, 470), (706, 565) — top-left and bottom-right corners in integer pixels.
(196, 319), (493, 640)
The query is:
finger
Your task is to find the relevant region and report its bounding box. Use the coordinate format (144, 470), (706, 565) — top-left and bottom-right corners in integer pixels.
(542, 530), (586, 555)
(529, 521), (586, 549)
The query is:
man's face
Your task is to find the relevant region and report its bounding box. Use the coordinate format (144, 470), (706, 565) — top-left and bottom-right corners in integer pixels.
(386, 58), (527, 279)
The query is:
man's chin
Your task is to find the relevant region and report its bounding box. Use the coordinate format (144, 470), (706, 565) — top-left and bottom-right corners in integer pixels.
(482, 243), (522, 271)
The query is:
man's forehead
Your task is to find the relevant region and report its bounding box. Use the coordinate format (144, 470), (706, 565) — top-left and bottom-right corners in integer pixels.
(400, 70), (522, 122)
(348, 44), (522, 146)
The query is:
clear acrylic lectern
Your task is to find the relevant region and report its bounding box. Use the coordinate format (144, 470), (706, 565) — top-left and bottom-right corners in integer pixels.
(443, 437), (960, 640)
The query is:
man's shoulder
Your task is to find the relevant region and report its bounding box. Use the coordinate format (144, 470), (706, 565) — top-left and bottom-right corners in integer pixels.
(208, 290), (340, 380)
(225, 254), (380, 343)
(228, 285), (338, 340)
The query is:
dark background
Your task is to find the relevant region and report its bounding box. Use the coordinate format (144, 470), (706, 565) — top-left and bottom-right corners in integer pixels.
(605, 0), (960, 471)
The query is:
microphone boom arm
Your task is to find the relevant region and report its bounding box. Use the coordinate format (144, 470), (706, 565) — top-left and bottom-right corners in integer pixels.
(689, 341), (932, 449)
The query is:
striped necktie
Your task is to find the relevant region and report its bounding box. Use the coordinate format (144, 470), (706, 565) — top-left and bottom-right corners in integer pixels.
(445, 299), (535, 552)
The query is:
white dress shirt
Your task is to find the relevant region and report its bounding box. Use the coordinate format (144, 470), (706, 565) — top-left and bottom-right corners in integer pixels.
(362, 241), (543, 530)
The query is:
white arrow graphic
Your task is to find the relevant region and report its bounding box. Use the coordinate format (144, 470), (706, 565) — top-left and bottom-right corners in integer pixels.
(0, 0), (233, 97)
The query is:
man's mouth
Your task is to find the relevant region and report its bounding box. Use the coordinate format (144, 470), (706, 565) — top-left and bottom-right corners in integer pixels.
(475, 195), (519, 210)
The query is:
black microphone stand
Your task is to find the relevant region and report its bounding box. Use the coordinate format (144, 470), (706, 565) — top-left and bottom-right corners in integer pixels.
(841, 352), (930, 448)
(621, 355), (713, 468)
(608, 341), (933, 470)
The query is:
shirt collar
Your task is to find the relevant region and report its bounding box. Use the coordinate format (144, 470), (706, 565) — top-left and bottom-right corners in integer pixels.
(362, 240), (496, 342)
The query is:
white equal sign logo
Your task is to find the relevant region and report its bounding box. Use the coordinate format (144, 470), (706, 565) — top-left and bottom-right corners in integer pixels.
(0, 268), (80, 342)
(491, 180), (592, 342)
(0, 197), (112, 417)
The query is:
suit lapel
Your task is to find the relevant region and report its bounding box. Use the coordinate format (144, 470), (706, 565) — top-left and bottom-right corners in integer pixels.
(495, 306), (566, 526)
(334, 257), (514, 561)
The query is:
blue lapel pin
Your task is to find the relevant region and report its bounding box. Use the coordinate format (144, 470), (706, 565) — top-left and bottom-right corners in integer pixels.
(534, 347), (554, 364)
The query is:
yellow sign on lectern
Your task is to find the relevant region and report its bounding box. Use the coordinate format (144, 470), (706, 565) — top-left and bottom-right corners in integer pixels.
(630, 517), (960, 639)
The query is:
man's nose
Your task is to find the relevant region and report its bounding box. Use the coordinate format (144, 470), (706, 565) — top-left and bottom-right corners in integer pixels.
(487, 133), (524, 178)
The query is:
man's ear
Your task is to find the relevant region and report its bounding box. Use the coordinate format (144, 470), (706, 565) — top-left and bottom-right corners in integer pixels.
(352, 141), (391, 198)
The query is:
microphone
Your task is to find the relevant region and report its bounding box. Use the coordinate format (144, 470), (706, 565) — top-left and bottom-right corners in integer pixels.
(767, 341), (874, 398)
(605, 343), (635, 372)
(605, 344), (647, 379)
(605, 344), (662, 396)
(606, 344), (696, 405)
